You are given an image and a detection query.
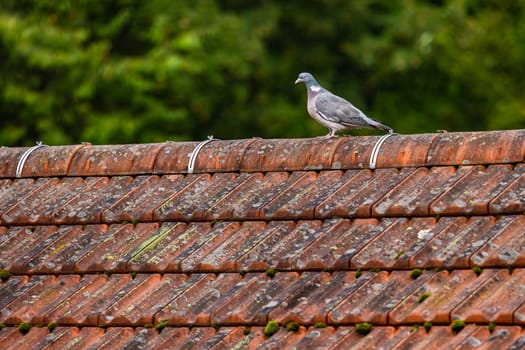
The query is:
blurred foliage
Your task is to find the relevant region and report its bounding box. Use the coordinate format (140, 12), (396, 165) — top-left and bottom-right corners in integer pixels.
(0, 0), (524, 145)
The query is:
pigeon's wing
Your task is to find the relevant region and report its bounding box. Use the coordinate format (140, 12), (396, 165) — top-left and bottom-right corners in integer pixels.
(314, 91), (372, 128)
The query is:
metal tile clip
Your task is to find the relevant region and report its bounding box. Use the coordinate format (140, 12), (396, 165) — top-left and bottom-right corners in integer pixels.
(369, 133), (397, 170)
(16, 141), (48, 178)
(187, 136), (219, 174)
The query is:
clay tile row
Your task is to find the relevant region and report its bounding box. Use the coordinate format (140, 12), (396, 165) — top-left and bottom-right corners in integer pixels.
(1, 325), (524, 350)
(3, 269), (525, 327)
(1, 216), (524, 275)
(0, 164), (523, 225)
(1, 130), (523, 177)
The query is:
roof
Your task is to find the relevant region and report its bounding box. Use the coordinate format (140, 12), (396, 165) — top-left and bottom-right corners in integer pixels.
(0, 129), (524, 349)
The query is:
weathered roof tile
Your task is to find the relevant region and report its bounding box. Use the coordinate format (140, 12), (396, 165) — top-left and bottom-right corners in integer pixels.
(241, 138), (343, 172)
(470, 215), (525, 267)
(45, 274), (131, 325)
(1, 130), (524, 349)
(426, 130), (525, 166)
(211, 272), (299, 325)
(99, 273), (188, 326)
(410, 216), (498, 268)
(430, 165), (517, 216)
(316, 168), (416, 218)
(1, 274), (80, 324)
(453, 269), (525, 323)
(389, 269), (494, 324)
(155, 273), (243, 326)
(74, 223), (158, 272)
(1, 145), (83, 178)
(328, 270), (433, 324)
(68, 144), (162, 176)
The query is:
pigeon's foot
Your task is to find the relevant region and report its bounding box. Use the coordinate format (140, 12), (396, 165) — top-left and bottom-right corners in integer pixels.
(318, 134), (338, 140)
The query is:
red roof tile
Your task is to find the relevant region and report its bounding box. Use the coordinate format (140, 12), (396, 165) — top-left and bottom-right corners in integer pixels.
(0, 129), (524, 348)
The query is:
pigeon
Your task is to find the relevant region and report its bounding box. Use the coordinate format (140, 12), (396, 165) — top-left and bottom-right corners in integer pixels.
(295, 72), (393, 138)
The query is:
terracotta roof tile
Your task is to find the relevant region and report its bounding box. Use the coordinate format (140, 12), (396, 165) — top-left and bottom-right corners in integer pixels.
(430, 164), (518, 216)
(372, 166), (466, 217)
(1, 130), (524, 348)
(350, 217), (443, 269)
(1, 274), (80, 324)
(389, 269), (495, 324)
(426, 130), (525, 166)
(490, 164), (525, 214)
(260, 171), (348, 219)
(328, 270), (433, 324)
(45, 274), (131, 325)
(60, 176), (146, 224)
(102, 174), (185, 223)
(154, 173), (253, 221)
(470, 215), (525, 267)
(374, 133), (437, 168)
(211, 272), (299, 325)
(292, 218), (377, 270)
(0, 145), (83, 178)
(10, 225), (106, 274)
(98, 273), (188, 326)
(125, 222), (205, 272)
(453, 269), (525, 323)
(410, 216), (499, 268)
(84, 327), (136, 350)
(0, 326), (50, 350)
(155, 273), (244, 326)
(241, 137), (343, 171)
(315, 168), (416, 218)
(0, 226), (59, 272)
(67, 144), (162, 176)
(74, 223), (158, 272)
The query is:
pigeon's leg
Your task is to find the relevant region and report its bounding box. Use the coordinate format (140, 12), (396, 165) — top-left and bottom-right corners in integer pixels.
(318, 129), (337, 139)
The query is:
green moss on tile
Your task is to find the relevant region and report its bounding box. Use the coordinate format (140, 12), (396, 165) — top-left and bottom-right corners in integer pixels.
(0, 269), (11, 282)
(472, 266), (482, 276)
(450, 320), (465, 334)
(355, 269), (362, 279)
(47, 322), (57, 331)
(368, 268), (381, 273)
(243, 326), (251, 335)
(265, 268), (276, 278)
(285, 321), (299, 332)
(155, 319), (168, 332)
(0, 323), (6, 329)
(314, 322), (327, 328)
(417, 292), (431, 303)
(355, 322), (372, 336)
(410, 269), (423, 279)
(264, 320), (280, 337)
(395, 250), (406, 259)
(488, 322), (496, 333)
(239, 270), (247, 277)
(17, 322), (32, 334)
(130, 272), (138, 279)
(423, 322), (432, 333)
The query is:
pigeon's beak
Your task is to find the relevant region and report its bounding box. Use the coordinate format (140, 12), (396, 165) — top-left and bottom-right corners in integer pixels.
(294, 78), (302, 84)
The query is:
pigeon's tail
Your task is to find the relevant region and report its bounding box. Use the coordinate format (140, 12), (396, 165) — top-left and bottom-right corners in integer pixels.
(370, 120), (394, 134)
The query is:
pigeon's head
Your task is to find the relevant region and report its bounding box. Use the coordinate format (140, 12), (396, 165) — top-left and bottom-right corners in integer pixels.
(294, 72), (319, 87)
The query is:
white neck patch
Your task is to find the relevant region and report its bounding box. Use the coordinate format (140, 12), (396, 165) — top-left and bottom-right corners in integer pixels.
(309, 85), (320, 92)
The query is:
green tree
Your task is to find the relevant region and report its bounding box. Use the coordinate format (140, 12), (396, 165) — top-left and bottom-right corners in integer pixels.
(0, 0), (524, 146)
